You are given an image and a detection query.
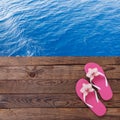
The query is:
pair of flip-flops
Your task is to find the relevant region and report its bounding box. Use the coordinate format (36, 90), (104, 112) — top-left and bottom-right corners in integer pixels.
(75, 62), (113, 116)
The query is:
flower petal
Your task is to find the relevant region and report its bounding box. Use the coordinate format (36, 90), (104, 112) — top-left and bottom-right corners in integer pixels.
(87, 84), (92, 89)
(95, 72), (99, 76)
(86, 72), (91, 78)
(80, 87), (85, 93)
(93, 68), (98, 72)
(89, 88), (94, 92)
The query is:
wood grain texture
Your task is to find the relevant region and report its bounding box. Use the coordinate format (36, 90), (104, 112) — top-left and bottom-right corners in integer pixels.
(0, 79), (119, 93)
(0, 108), (120, 120)
(0, 93), (119, 108)
(0, 57), (120, 66)
(0, 57), (120, 119)
(0, 65), (120, 79)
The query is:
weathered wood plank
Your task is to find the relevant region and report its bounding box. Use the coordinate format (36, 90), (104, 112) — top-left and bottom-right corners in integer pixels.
(0, 57), (32, 66)
(0, 108), (119, 120)
(0, 79), (119, 93)
(0, 57), (120, 66)
(0, 93), (119, 109)
(31, 57), (120, 66)
(0, 78), (118, 94)
(0, 64), (119, 80)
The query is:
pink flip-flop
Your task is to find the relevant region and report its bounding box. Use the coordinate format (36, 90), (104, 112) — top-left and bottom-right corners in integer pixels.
(75, 78), (106, 116)
(84, 62), (113, 100)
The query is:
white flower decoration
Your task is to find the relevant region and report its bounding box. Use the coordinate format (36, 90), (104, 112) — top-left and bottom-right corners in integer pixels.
(80, 83), (94, 96)
(86, 68), (99, 80)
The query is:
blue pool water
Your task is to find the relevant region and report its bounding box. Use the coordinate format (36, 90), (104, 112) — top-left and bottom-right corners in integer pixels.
(0, 0), (120, 56)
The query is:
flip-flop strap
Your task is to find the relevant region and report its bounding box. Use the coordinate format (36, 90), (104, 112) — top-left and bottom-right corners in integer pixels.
(90, 82), (101, 90)
(89, 71), (108, 88)
(83, 94), (93, 108)
(83, 90), (99, 108)
(98, 72), (108, 87)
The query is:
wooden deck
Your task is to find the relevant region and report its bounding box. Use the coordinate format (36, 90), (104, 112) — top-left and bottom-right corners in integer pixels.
(0, 57), (120, 120)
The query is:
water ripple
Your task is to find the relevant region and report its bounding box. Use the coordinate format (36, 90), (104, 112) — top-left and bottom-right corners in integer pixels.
(0, 0), (120, 56)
